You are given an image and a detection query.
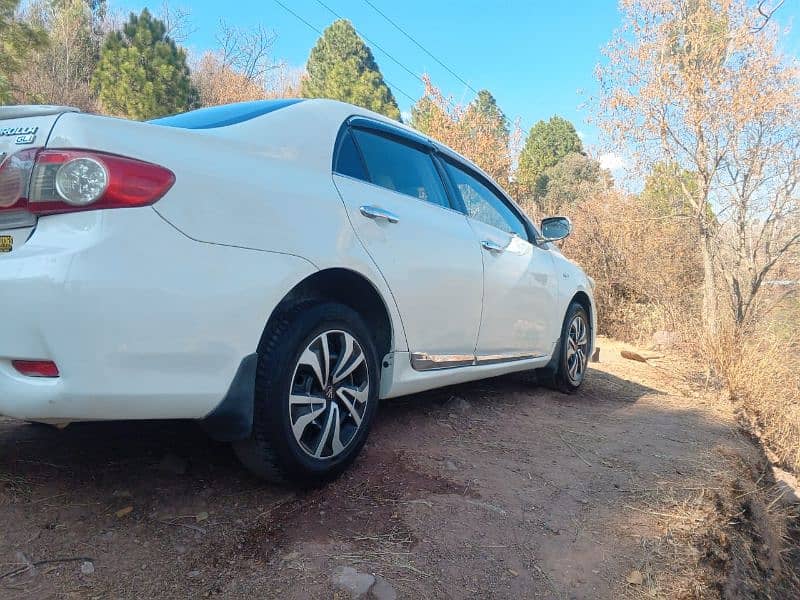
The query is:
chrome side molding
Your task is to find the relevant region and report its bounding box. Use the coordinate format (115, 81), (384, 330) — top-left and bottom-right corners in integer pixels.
(410, 351), (545, 371)
(410, 352), (475, 371)
(475, 352), (544, 365)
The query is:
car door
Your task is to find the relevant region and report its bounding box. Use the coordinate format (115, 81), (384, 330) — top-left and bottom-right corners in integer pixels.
(332, 121), (484, 368)
(439, 156), (558, 360)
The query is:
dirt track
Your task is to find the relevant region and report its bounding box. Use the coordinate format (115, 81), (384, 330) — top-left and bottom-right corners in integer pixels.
(0, 337), (793, 599)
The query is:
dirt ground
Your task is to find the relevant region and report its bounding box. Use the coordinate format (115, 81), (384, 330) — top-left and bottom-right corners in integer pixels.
(1, 337), (797, 599)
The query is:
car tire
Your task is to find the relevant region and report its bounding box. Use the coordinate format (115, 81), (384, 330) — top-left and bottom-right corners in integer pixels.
(233, 301), (380, 485)
(537, 302), (590, 394)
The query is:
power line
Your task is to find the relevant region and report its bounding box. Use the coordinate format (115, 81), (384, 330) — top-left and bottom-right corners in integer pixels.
(361, 0), (529, 133)
(313, 0), (424, 86)
(361, 0), (479, 96)
(271, 0), (419, 105)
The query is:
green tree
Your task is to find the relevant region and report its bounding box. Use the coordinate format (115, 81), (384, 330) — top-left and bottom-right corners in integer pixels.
(410, 95), (441, 134)
(640, 162), (697, 217)
(92, 8), (196, 119)
(536, 152), (605, 215)
(0, 0), (47, 103)
(300, 19), (400, 120)
(516, 116), (583, 198)
(466, 89), (508, 141)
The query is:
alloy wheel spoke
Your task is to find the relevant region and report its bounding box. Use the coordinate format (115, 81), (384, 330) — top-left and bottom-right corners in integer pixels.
(292, 404), (326, 442)
(320, 333), (331, 389)
(299, 346), (327, 389)
(338, 383), (369, 404)
(333, 336), (365, 384)
(330, 404), (345, 456)
(336, 388), (363, 427)
(314, 403), (336, 458)
(290, 393), (325, 406)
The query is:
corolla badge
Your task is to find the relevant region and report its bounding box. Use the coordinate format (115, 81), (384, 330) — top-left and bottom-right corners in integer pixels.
(0, 125), (38, 145)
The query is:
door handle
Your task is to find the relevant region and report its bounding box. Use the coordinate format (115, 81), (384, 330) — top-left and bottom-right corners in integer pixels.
(359, 205), (400, 224)
(481, 240), (504, 253)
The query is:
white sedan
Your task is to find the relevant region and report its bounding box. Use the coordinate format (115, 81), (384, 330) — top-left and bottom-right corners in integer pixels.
(0, 100), (595, 483)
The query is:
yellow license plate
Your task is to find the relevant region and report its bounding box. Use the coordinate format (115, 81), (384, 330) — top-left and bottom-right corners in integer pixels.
(0, 235), (12, 253)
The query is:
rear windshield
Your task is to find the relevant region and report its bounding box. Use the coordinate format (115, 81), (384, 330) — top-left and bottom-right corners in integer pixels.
(149, 99), (303, 129)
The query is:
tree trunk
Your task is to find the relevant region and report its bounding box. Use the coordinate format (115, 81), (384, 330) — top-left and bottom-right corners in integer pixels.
(700, 231), (718, 335)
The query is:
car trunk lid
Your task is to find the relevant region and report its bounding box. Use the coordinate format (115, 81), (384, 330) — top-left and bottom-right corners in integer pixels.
(0, 106), (79, 254)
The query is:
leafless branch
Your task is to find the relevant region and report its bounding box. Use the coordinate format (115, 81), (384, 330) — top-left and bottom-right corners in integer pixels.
(158, 1), (196, 44)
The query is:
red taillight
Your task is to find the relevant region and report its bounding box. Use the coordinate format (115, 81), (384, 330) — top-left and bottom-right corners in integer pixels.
(12, 360), (60, 378)
(0, 148), (175, 216)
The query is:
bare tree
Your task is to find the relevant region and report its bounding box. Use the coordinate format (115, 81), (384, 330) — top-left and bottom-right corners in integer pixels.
(15, 0), (104, 110)
(596, 0), (800, 333)
(215, 20), (277, 82)
(157, 1), (195, 44)
(192, 20), (296, 107)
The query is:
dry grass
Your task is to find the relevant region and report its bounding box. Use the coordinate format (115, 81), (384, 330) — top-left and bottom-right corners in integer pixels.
(698, 321), (800, 475)
(555, 190), (799, 478)
(614, 451), (800, 599)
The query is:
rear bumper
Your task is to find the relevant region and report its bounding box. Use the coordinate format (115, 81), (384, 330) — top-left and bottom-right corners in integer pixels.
(0, 207), (314, 421)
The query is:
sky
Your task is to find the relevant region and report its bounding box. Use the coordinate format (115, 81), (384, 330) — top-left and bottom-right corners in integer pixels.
(113, 0), (800, 164)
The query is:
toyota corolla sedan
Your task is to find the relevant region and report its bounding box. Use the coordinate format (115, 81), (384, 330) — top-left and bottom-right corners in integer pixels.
(0, 99), (595, 483)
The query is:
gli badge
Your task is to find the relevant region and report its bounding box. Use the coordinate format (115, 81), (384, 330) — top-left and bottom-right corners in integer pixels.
(0, 235), (12, 253)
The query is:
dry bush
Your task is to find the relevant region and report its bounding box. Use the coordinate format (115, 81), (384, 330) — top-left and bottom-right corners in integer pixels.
(699, 315), (800, 474)
(547, 188), (702, 344)
(412, 75), (520, 185)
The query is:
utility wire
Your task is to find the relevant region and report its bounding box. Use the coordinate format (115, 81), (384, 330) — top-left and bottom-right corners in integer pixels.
(360, 0), (531, 133)
(313, 0), (425, 86)
(361, 0), (479, 96)
(271, 0), (419, 104)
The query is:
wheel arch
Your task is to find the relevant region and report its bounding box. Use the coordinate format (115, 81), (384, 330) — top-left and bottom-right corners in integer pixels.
(569, 290), (595, 355)
(203, 268), (395, 443)
(257, 267), (395, 363)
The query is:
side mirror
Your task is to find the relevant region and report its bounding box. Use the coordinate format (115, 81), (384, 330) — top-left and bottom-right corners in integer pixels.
(540, 216), (572, 243)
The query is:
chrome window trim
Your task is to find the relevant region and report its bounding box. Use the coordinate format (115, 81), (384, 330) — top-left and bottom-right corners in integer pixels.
(332, 172), (470, 219)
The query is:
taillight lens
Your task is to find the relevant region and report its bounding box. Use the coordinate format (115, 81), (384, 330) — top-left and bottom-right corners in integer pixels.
(12, 360), (60, 378)
(0, 148), (175, 216)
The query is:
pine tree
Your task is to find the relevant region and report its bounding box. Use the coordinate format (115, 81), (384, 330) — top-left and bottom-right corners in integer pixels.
(301, 19), (400, 120)
(467, 89), (508, 141)
(92, 8), (197, 120)
(516, 116), (582, 197)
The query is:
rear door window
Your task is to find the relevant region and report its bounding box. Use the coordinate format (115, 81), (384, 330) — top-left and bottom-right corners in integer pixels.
(351, 128), (451, 209)
(333, 129), (368, 181)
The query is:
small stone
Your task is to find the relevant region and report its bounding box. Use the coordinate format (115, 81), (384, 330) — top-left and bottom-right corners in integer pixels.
(451, 397), (471, 414)
(195, 511), (209, 522)
(331, 566), (375, 598)
(187, 570), (201, 579)
(98, 531), (115, 542)
(282, 551), (299, 562)
(626, 570), (644, 585)
(445, 460), (458, 471)
(80, 561), (95, 575)
(652, 330), (678, 350)
(157, 453), (187, 475)
(371, 575), (397, 600)
(115, 506), (133, 518)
